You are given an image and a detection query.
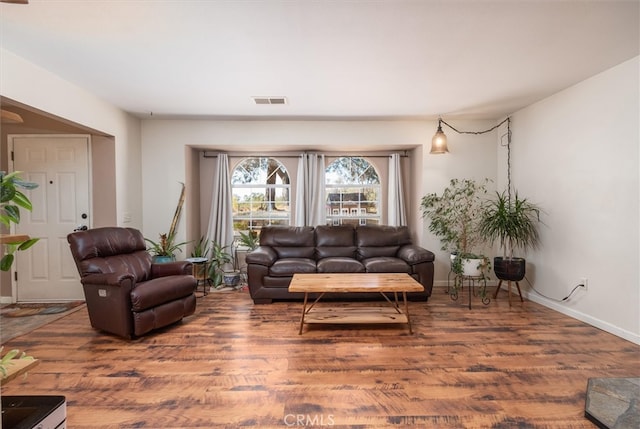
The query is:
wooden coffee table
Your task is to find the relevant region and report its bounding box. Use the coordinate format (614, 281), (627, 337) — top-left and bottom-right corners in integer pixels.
(288, 273), (424, 334)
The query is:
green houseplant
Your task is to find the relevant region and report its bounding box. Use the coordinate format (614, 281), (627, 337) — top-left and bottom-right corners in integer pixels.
(188, 235), (210, 281)
(0, 171), (39, 271)
(208, 242), (233, 287)
(237, 230), (259, 251)
(190, 236), (210, 259)
(420, 178), (491, 296)
(479, 190), (542, 282)
(145, 232), (189, 263)
(234, 230), (259, 285)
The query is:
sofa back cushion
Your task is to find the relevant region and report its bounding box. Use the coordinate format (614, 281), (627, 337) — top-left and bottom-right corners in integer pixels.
(67, 227), (152, 283)
(315, 225), (357, 259)
(356, 225), (412, 260)
(258, 226), (316, 259)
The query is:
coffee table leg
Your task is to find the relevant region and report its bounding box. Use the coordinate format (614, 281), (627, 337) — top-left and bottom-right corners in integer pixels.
(403, 291), (413, 334)
(298, 293), (308, 334)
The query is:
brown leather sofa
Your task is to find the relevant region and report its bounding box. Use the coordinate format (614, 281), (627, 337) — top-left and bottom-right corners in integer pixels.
(67, 227), (197, 339)
(246, 225), (435, 304)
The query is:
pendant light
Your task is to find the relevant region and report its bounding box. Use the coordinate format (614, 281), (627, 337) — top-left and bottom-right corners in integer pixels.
(430, 118), (449, 154)
(430, 117), (511, 154)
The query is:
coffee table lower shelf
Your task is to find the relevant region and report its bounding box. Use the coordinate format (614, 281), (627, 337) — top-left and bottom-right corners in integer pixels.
(303, 306), (409, 325)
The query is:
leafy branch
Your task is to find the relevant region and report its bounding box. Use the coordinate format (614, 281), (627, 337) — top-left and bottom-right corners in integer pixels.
(1, 171), (39, 271)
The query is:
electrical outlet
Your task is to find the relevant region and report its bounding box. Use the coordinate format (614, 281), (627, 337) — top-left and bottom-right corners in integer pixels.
(579, 277), (588, 291)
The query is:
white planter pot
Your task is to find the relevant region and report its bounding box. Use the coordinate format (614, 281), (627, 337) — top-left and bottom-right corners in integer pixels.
(462, 258), (485, 277)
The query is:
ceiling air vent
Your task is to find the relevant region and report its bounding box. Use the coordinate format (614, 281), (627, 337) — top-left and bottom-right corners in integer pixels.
(252, 96), (287, 105)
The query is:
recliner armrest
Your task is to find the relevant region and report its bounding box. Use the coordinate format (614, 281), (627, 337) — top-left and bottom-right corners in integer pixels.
(397, 245), (435, 265)
(245, 246), (277, 267)
(150, 261), (193, 277)
(80, 272), (134, 286)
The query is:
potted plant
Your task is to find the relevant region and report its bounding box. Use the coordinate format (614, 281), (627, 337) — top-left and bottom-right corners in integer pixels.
(0, 171), (39, 271)
(479, 190), (542, 282)
(420, 178), (491, 296)
(237, 230), (259, 251)
(145, 232), (189, 263)
(234, 230), (259, 281)
(208, 242), (234, 288)
(190, 236), (210, 259)
(188, 235), (210, 281)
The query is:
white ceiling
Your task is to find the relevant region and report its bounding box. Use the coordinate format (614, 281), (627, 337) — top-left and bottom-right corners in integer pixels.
(1, 0), (638, 120)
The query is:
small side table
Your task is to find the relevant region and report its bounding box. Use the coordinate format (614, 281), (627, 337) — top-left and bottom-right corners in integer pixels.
(186, 257), (211, 296)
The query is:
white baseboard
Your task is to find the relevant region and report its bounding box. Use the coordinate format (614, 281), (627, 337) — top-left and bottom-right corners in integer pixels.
(523, 290), (640, 345)
(431, 283), (640, 345)
(0, 296), (14, 304)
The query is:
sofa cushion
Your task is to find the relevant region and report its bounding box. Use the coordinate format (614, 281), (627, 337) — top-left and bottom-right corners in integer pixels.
(315, 224), (357, 259)
(81, 252), (152, 283)
(274, 246), (316, 259)
(269, 258), (317, 277)
(317, 257), (365, 273)
(356, 225), (412, 260)
(362, 257), (411, 273)
(260, 226), (315, 247)
(259, 226), (316, 259)
(68, 227), (153, 283)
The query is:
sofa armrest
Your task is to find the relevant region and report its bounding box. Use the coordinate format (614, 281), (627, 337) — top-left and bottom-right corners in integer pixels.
(151, 261), (193, 277)
(245, 246), (278, 267)
(397, 245), (435, 265)
(80, 272), (134, 286)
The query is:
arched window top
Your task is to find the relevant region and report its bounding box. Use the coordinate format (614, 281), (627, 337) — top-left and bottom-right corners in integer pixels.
(231, 157), (291, 231)
(325, 157), (380, 185)
(325, 157), (381, 226)
(232, 157), (290, 185)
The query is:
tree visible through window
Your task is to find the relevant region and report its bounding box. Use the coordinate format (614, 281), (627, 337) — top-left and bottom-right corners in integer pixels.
(231, 157), (290, 231)
(325, 157), (380, 226)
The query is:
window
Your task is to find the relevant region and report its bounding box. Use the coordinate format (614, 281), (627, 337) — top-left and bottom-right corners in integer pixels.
(231, 157), (290, 231)
(325, 157), (380, 226)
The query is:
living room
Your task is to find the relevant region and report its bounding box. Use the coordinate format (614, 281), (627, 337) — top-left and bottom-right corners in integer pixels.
(0, 1), (638, 427)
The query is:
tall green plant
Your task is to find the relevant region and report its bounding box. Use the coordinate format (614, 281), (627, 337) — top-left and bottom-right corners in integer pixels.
(208, 242), (232, 287)
(420, 178), (489, 256)
(0, 171), (39, 271)
(479, 191), (541, 259)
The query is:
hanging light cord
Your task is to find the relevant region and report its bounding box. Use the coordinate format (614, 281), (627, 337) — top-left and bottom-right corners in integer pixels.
(439, 117), (510, 136)
(504, 118), (512, 196)
(440, 117), (513, 193)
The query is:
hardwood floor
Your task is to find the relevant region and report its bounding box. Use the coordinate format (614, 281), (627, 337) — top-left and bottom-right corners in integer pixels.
(1, 287), (638, 428)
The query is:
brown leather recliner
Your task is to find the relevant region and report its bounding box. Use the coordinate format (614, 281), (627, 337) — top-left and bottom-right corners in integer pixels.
(67, 227), (197, 339)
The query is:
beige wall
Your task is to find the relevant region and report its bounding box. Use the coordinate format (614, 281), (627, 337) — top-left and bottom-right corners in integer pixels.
(506, 56), (639, 343)
(1, 49), (142, 302)
(1, 48), (143, 230)
(141, 119), (499, 267)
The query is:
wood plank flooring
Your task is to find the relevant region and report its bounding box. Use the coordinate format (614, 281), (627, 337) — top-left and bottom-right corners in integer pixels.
(1, 287), (638, 428)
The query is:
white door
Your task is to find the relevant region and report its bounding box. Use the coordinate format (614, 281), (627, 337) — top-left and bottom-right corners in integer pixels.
(10, 135), (90, 302)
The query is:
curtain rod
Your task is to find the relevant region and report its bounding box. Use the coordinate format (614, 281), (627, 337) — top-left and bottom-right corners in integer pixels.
(202, 151), (410, 158)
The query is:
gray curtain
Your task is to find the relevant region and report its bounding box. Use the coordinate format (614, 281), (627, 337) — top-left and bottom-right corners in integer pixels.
(388, 153), (407, 226)
(206, 153), (235, 249)
(295, 153), (326, 226)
